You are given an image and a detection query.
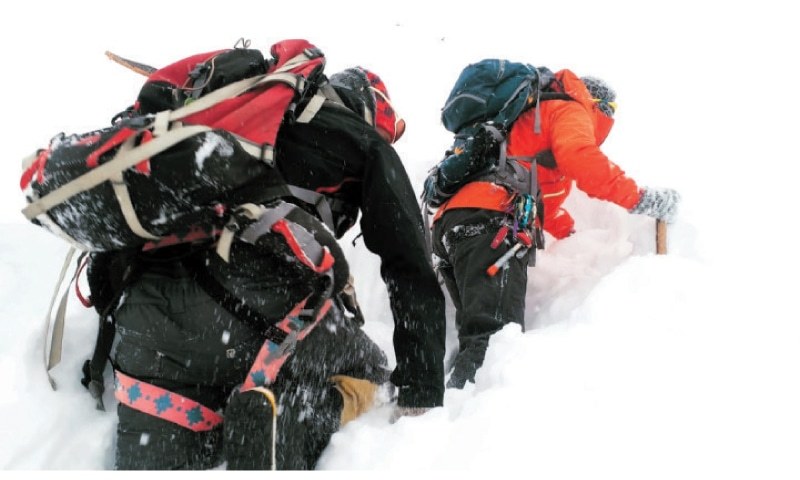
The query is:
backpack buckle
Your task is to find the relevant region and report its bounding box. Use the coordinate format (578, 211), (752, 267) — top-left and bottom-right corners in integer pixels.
(303, 47), (324, 59)
(260, 143), (275, 167)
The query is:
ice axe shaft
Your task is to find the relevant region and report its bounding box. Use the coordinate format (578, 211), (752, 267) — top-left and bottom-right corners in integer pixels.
(486, 243), (524, 276)
(105, 51), (157, 76)
(656, 219), (667, 255)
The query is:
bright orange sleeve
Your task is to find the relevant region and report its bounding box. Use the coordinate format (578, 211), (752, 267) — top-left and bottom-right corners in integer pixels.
(548, 103), (641, 210)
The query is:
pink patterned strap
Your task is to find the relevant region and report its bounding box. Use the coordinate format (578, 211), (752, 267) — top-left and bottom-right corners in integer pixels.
(114, 370), (223, 432)
(241, 298), (333, 391)
(113, 297), (332, 430)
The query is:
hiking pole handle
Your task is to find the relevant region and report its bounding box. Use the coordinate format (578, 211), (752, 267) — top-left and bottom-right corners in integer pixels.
(486, 243), (524, 276)
(656, 219), (667, 255)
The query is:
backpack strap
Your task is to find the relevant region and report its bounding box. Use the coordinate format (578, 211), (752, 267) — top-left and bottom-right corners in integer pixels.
(479, 124), (536, 198)
(296, 82), (350, 124)
(81, 313), (116, 411)
(42, 247), (80, 390)
(240, 296), (333, 390)
(184, 252), (316, 342)
(528, 90), (574, 133)
(109, 137), (162, 241)
(285, 185), (340, 233)
(214, 202), (337, 281)
(81, 250), (146, 410)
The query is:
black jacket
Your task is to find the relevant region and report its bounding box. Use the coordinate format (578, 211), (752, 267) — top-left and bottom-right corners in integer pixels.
(89, 88), (446, 409)
(275, 92), (446, 407)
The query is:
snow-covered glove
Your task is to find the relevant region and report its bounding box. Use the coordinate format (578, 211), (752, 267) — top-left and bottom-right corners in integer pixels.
(389, 406), (430, 424)
(629, 187), (681, 223)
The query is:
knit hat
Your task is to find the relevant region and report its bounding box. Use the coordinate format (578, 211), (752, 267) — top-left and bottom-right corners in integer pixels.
(329, 67), (405, 143)
(330, 67), (375, 113)
(580, 75), (617, 117)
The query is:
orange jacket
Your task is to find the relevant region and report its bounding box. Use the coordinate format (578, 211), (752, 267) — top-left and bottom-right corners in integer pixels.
(433, 69), (641, 239)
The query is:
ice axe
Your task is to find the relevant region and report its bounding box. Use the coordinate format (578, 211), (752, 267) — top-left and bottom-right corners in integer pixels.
(486, 231), (533, 276)
(105, 51), (157, 76)
(656, 219), (667, 255)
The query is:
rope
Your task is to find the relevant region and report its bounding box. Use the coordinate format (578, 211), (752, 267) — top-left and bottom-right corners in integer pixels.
(249, 386), (279, 470)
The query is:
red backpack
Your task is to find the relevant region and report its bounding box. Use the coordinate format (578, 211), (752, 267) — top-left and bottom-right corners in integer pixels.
(21, 40), (354, 403)
(20, 39), (327, 252)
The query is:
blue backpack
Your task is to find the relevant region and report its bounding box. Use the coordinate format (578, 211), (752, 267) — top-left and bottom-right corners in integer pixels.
(441, 59), (546, 133)
(423, 59), (570, 208)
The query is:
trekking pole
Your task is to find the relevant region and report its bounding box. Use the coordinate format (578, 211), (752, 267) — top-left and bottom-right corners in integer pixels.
(656, 219), (667, 255)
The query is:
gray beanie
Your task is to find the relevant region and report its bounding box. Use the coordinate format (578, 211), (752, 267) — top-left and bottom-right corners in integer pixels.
(580, 76), (616, 117)
(329, 67), (377, 117)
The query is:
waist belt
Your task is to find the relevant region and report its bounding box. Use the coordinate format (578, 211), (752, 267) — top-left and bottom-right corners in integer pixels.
(114, 371), (224, 432)
(114, 295), (333, 431)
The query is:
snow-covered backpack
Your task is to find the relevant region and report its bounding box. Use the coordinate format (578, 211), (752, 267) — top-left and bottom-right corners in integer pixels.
(20, 40), (328, 252)
(20, 40), (350, 401)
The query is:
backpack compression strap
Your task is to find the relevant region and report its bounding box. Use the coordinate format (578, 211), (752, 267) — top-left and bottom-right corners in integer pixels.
(285, 185), (354, 234)
(42, 247), (81, 390)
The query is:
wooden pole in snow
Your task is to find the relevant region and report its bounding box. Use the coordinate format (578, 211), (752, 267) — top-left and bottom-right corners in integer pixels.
(656, 219), (667, 255)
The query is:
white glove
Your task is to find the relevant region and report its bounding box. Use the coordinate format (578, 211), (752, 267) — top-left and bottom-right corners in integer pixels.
(630, 187), (681, 223)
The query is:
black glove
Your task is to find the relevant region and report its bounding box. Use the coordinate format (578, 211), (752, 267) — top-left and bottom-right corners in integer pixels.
(629, 187), (681, 223)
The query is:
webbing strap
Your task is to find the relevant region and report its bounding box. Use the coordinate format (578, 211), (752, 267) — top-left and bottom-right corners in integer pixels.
(285, 185), (336, 233)
(229, 132), (271, 163)
(222, 201), (335, 275)
(112, 296), (332, 434)
(215, 203), (293, 262)
(111, 172), (161, 241)
(167, 71), (303, 123)
(274, 51), (316, 73)
(296, 92), (327, 124)
(241, 297), (333, 391)
(215, 203), (268, 262)
(22, 125), (212, 221)
(238, 202), (296, 244)
(114, 370), (224, 432)
(296, 82), (348, 122)
(110, 137), (161, 241)
(42, 247), (80, 390)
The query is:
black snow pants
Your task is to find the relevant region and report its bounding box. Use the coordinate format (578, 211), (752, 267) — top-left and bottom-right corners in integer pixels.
(432, 209), (529, 389)
(112, 256), (390, 470)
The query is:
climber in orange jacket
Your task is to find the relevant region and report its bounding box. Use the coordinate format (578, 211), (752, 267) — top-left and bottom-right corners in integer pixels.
(432, 69), (680, 388)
